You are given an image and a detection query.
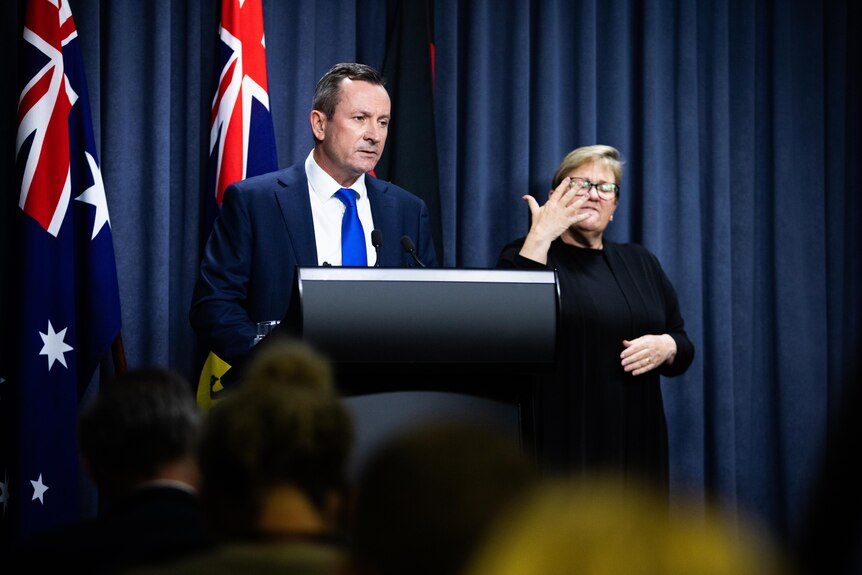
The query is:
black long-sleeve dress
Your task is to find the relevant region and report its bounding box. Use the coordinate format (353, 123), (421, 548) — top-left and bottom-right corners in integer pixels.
(497, 238), (694, 489)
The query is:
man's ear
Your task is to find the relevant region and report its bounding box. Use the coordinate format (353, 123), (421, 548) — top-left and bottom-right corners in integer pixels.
(310, 110), (327, 141)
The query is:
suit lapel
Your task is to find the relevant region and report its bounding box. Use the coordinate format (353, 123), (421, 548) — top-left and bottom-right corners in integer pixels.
(367, 177), (401, 266)
(274, 166), (318, 265)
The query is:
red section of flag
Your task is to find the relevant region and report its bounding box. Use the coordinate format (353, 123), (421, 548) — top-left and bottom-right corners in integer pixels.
(17, 0), (78, 233)
(21, 80), (72, 231)
(429, 42), (436, 91)
(210, 0), (275, 207)
(222, 0), (269, 92)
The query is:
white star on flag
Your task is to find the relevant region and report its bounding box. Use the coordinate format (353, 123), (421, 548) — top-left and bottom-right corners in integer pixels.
(39, 320), (74, 370)
(31, 473), (49, 504)
(74, 151), (111, 240)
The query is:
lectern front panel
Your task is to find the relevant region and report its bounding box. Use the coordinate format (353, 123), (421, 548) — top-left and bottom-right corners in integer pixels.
(290, 268), (558, 365)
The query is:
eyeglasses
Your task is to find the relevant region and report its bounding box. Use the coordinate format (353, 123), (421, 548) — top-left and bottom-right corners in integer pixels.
(569, 177), (619, 201)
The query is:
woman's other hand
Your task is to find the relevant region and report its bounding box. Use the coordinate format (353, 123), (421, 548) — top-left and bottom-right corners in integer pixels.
(621, 334), (678, 376)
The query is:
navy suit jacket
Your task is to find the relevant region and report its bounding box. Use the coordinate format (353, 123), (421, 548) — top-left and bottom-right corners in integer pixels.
(12, 486), (211, 572)
(190, 161), (438, 367)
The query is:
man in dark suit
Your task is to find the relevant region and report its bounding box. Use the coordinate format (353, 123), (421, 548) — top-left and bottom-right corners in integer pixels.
(11, 368), (211, 573)
(190, 62), (437, 370)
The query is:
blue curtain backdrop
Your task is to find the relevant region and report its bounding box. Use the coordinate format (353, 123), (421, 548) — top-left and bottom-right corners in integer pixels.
(1, 0), (859, 552)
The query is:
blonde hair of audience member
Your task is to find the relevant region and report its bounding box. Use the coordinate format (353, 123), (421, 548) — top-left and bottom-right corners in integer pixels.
(241, 337), (334, 393)
(465, 475), (792, 575)
(199, 340), (352, 541)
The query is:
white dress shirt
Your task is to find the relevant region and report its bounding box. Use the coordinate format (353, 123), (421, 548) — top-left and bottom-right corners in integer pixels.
(305, 151), (376, 266)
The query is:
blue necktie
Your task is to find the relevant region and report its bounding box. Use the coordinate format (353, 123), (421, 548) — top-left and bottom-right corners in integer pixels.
(335, 188), (367, 266)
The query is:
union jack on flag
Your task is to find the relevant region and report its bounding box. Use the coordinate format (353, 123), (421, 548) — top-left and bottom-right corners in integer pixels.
(0, 0), (121, 542)
(207, 0), (277, 218)
(197, 0), (277, 408)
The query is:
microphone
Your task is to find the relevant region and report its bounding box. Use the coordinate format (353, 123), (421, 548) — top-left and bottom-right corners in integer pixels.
(371, 229), (382, 268)
(400, 235), (426, 268)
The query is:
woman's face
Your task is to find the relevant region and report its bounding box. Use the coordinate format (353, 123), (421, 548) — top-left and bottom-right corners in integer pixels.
(565, 161), (618, 236)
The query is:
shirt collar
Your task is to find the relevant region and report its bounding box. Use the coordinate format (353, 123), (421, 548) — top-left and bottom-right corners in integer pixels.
(305, 150), (368, 201)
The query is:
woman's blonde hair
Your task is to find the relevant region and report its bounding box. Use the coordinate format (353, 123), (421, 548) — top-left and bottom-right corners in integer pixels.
(551, 145), (624, 194)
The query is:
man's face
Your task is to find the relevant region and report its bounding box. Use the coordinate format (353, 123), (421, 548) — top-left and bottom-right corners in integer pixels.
(311, 79), (390, 187)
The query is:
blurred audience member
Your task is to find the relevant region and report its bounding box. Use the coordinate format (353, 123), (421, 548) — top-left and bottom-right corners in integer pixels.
(13, 367), (209, 572)
(241, 335), (334, 393)
(135, 340), (353, 574)
(345, 419), (539, 575)
(464, 474), (792, 575)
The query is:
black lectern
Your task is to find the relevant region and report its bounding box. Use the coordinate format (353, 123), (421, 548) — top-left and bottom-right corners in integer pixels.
(282, 267), (559, 448)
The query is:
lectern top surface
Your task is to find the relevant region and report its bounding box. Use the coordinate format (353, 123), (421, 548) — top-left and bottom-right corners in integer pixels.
(298, 267), (556, 284)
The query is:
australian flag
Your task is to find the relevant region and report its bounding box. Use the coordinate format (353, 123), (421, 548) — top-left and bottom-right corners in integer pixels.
(0, 0), (121, 543)
(197, 0), (277, 409)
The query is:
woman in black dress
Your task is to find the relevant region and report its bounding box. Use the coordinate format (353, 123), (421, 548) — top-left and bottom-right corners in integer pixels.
(497, 145), (694, 490)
